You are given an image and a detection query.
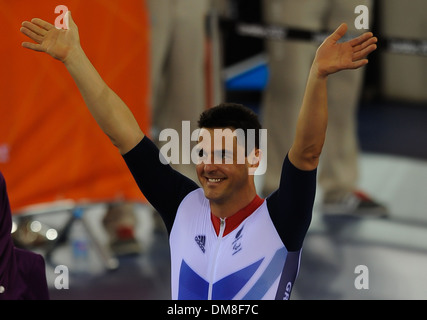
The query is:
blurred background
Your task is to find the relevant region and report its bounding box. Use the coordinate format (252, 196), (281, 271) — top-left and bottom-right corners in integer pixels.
(1, 0), (427, 300)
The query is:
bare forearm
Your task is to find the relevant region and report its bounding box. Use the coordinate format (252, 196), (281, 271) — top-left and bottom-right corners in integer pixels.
(64, 48), (144, 154)
(289, 63), (328, 171)
(287, 24), (377, 171)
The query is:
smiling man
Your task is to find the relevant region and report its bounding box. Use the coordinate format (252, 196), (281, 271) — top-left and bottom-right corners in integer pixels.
(20, 11), (377, 299)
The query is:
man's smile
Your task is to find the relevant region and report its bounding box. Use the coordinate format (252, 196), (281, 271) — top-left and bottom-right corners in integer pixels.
(205, 177), (226, 184)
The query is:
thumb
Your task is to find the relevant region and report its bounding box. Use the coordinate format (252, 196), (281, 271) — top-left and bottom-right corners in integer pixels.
(329, 23), (348, 43)
(64, 10), (75, 30)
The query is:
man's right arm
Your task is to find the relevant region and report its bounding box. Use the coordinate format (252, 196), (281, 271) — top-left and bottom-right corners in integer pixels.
(124, 137), (199, 233)
(20, 12), (144, 155)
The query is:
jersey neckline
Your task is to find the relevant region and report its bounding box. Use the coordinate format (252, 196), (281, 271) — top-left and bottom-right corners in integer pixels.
(211, 195), (264, 237)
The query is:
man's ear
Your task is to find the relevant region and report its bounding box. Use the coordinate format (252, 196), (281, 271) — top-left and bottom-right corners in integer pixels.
(247, 148), (262, 175)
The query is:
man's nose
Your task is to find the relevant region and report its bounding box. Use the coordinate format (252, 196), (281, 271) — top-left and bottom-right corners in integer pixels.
(203, 161), (219, 173)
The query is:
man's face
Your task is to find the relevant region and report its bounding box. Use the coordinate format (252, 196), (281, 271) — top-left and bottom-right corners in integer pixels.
(195, 128), (253, 205)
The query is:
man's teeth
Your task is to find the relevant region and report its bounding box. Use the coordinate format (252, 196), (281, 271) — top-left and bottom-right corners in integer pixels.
(208, 178), (222, 182)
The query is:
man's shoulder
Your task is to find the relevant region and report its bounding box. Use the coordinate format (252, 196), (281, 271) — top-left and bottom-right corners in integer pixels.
(180, 188), (206, 206)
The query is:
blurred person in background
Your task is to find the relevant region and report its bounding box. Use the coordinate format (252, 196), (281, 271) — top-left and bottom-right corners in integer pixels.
(260, 0), (388, 218)
(144, 0), (226, 232)
(0, 171), (49, 300)
(147, 0), (226, 181)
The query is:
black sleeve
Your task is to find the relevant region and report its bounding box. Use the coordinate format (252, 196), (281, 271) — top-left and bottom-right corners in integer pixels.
(122, 136), (199, 233)
(266, 154), (317, 251)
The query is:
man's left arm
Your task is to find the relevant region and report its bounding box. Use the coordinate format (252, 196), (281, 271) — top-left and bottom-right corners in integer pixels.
(288, 23), (377, 171)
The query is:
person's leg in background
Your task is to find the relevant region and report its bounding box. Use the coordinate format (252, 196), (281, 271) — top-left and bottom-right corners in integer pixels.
(319, 0), (388, 217)
(261, 0), (387, 217)
(146, 0), (225, 232)
(260, 0), (329, 197)
(147, 0), (213, 182)
(102, 202), (142, 256)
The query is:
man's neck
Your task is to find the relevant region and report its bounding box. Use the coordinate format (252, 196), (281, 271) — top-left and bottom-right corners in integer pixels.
(210, 194), (264, 237)
(210, 189), (258, 219)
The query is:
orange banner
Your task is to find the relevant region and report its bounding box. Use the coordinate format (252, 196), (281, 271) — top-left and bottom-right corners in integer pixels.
(0, 0), (150, 212)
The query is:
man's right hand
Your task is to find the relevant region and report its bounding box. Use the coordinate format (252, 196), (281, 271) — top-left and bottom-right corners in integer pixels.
(20, 11), (80, 64)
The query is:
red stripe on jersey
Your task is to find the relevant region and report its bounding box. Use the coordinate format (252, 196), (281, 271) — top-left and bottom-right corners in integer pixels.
(211, 195), (265, 237)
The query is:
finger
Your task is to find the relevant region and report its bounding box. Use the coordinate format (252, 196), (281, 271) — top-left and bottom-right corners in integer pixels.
(20, 25), (44, 44)
(349, 31), (374, 47)
(31, 18), (54, 31)
(350, 58), (369, 69)
(21, 21), (47, 37)
(21, 41), (44, 52)
(353, 43), (377, 61)
(353, 36), (378, 53)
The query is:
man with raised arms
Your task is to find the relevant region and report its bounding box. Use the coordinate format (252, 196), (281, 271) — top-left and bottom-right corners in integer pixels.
(20, 11), (377, 299)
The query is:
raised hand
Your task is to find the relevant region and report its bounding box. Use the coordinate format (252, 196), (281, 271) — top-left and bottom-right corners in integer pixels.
(314, 23), (378, 78)
(20, 11), (80, 63)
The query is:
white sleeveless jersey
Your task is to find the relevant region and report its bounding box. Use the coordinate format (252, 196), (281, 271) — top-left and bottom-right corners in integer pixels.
(170, 189), (300, 300)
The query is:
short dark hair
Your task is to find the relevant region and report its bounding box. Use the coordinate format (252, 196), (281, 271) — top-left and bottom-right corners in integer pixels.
(198, 102), (262, 153)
